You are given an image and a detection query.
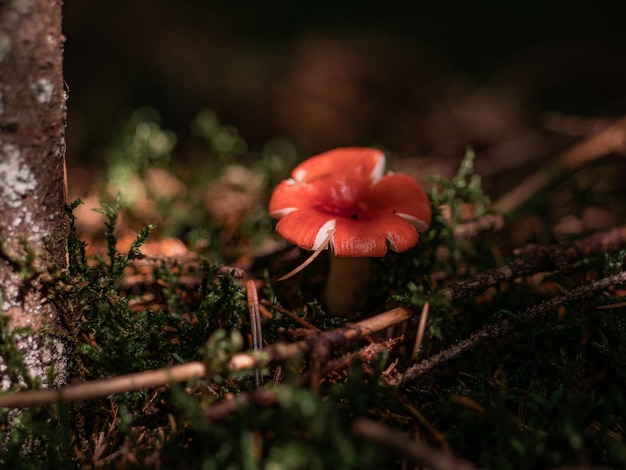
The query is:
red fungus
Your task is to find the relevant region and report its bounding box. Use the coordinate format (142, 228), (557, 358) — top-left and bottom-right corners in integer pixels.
(269, 147), (431, 315)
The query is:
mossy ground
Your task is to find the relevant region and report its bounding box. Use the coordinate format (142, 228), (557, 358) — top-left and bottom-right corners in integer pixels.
(2, 109), (626, 469)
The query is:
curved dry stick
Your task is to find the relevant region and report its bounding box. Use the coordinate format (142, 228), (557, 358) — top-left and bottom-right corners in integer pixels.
(0, 307), (412, 409)
(492, 116), (626, 214)
(277, 229), (335, 281)
(389, 270), (626, 387)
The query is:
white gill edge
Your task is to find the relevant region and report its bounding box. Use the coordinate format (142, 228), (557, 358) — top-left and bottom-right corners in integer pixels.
(396, 212), (429, 232)
(292, 169), (306, 183)
(370, 152), (386, 183)
(312, 219), (336, 250)
(386, 233), (400, 252)
(270, 207), (297, 218)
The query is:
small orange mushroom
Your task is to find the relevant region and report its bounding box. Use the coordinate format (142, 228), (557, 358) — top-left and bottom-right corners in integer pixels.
(269, 147), (431, 315)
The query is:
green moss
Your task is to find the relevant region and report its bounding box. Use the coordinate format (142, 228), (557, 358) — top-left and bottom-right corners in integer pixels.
(3, 108), (626, 468)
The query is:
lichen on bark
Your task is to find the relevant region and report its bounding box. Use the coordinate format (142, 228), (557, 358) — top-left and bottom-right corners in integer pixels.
(0, 0), (69, 391)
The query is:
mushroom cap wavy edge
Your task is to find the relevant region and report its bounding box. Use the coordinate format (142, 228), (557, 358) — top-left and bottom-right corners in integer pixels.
(269, 147), (432, 257)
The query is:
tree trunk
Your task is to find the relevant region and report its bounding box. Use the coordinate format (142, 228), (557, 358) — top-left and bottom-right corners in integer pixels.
(0, 0), (69, 390)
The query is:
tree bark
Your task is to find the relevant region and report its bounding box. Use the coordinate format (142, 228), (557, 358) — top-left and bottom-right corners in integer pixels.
(0, 0), (69, 389)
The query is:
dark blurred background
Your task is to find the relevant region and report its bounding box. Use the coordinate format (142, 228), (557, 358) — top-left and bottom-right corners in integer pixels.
(63, 0), (626, 189)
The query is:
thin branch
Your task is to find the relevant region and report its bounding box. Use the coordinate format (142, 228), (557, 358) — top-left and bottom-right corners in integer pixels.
(228, 306), (412, 370)
(492, 116), (626, 214)
(352, 418), (479, 470)
(440, 225), (626, 303)
(0, 307), (413, 408)
(261, 299), (322, 331)
(297, 337), (404, 385)
(390, 270), (626, 387)
(0, 362), (206, 409)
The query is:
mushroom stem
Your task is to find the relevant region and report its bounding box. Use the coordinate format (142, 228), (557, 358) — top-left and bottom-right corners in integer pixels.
(324, 254), (372, 316)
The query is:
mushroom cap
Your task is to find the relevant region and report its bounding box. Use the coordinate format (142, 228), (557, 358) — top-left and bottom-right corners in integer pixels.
(269, 147), (431, 257)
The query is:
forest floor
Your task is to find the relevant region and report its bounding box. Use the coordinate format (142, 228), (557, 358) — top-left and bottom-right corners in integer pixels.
(2, 105), (626, 468)
(4, 17), (626, 466)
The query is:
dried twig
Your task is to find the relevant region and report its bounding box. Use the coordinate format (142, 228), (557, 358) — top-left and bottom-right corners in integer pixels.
(297, 337), (405, 385)
(389, 270), (626, 387)
(0, 362), (206, 409)
(228, 307), (412, 370)
(0, 307), (412, 409)
(352, 418), (478, 470)
(261, 300), (321, 331)
(441, 225), (626, 303)
(493, 116), (626, 214)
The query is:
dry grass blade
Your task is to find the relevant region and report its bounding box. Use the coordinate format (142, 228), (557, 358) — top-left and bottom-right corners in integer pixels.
(247, 280), (263, 386)
(411, 301), (430, 360)
(277, 229), (335, 281)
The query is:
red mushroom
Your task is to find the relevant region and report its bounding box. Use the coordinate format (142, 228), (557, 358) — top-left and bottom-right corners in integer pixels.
(269, 147), (431, 315)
